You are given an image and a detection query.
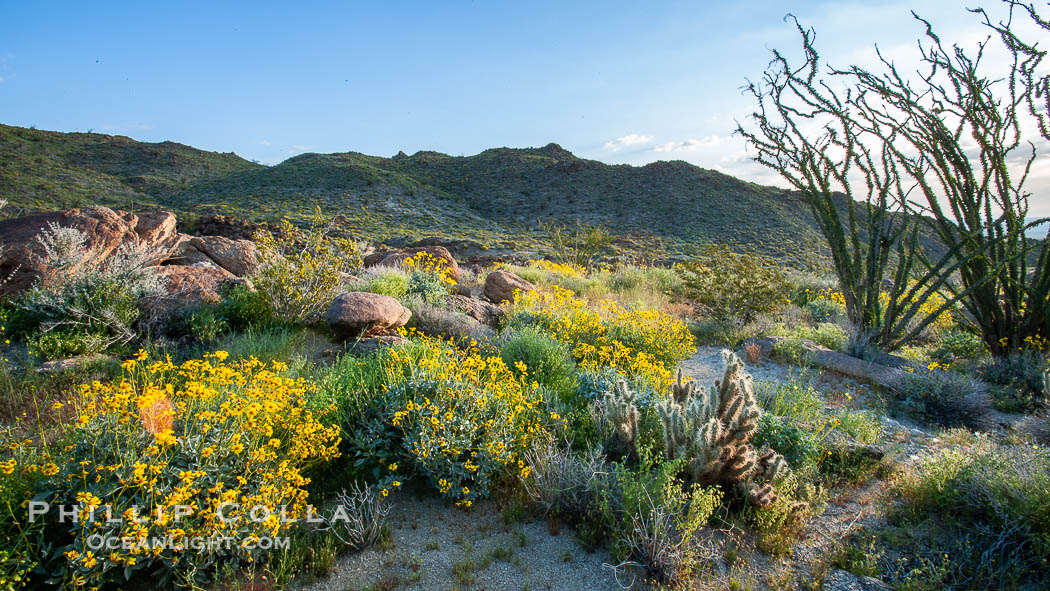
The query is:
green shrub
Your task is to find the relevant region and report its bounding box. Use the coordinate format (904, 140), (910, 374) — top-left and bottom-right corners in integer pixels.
(539, 219), (614, 269)
(891, 441), (1050, 588)
(752, 414), (819, 467)
(768, 322), (847, 351)
(836, 409), (882, 445)
(182, 305), (229, 342)
(26, 328), (108, 361)
(15, 224), (159, 356)
(677, 244), (789, 322)
(806, 297), (845, 323)
(499, 327), (577, 400)
(756, 378), (825, 424)
(981, 350), (1049, 413)
(931, 330), (985, 364)
(340, 336), (555, 506)
(253, 216), (363, 325)
(691, 316), (750, 347)
(900, 369), (992, 430)
(405, 271), (448, 306)
(216, 282), (273, 331)
(522, 444), (720, 585)
(363, 268), (410, 299)
(771, 337), (810, 365)
(747, 472), (823, 557)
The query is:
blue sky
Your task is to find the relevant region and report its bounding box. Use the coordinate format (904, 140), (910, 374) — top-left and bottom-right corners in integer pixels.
(0, 0), (1031, 191)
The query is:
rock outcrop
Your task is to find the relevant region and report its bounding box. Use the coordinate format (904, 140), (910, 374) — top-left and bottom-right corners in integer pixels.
(0, 206), (179, 295)
(445, 294), (505, 326)
(167, 235), (259, 277)
(483, 270), (536, 304)
(153, 265), (235, 305)
(742, 336), (912, 393)
(326, 292), (412, 340)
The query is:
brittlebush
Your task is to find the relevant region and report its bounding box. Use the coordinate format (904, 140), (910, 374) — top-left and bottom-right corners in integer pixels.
(347, 334), (559, 507)
(2, 351), (340, 588)
(508, 286), (695, 390)
(253, 218), (363, 324)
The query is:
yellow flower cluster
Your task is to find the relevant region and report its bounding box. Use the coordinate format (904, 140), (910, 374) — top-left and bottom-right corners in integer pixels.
(806, 287), (846, 308)
(402, 251), (457, 286)
(26, 351), (341, 587)
(510, 286), (695, 390)
(359, 335), (556, 506)
(526, 259), (582, 277)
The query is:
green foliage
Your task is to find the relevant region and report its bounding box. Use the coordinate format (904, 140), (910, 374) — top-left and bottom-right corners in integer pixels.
(499, 327), (578, 400)
(752, 414), (818, 467)
(26, 328), (107, 361)
(335, 336), (554, 506)
(981, 350), (1049, 413)
(768, 321), (847, 351)
(770, 337), (810, 365)
(215, 282), (273, 332)
(900, 369), (992, 430)
(602, 451), (721, 584)
(806, 296), (845, 323)
(522, 444), (721, 585)
(252, 215), (363, 325)
(14, 225), (160, 359)
(169, 304), (229, 343)
(363, 268), (410, 300)
(677, 244), (788, 322)
(405, 271), (448, 306)
(931, 330), (985, 365)
(690, 316), (749, 347)
(755, 377), (883, 488)
(539, 219), (614, 268)
(891, 441), (1050, 588)
(746, 472), (822, 557)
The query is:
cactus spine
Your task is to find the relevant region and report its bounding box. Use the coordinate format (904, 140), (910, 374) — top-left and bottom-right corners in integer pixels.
(659, 353), (787, 507)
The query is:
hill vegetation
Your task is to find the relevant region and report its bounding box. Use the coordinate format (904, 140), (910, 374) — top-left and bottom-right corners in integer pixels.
(0, 123), (829, 264)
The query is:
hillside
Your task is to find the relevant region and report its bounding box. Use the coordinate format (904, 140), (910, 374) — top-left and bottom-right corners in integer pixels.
(0, 123), (829, 263)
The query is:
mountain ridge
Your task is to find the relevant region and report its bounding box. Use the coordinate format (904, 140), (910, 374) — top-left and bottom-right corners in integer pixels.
(0, 123), (828, 263)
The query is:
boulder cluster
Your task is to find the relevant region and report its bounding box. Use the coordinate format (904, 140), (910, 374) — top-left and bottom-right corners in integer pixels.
(0, 205), (539, 347)
(0, 206), (259, 305)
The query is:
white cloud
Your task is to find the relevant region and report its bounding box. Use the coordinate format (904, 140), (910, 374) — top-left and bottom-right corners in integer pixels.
(652, 136), (726, 153)
(260, 139), (272, 146)
(603, 133), (653, 151)
(0, 76), (5, 83)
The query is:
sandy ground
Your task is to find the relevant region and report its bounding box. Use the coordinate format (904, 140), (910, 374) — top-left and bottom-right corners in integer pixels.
(299, 494), (648, 591)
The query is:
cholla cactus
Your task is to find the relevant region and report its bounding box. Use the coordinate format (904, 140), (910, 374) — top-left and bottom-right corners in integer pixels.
(671, 369), (695, 404)
(594, 376), (641, 460)
(658, 352), (787, 507)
